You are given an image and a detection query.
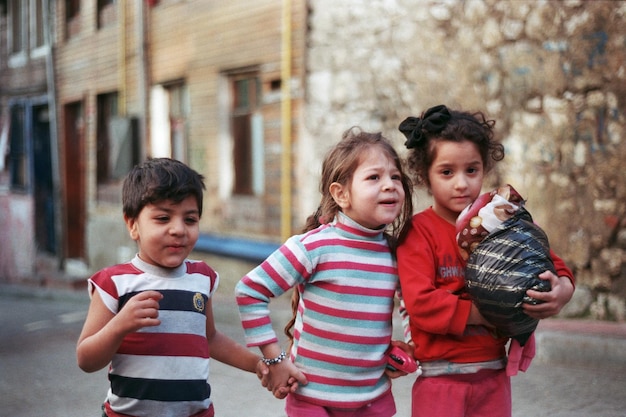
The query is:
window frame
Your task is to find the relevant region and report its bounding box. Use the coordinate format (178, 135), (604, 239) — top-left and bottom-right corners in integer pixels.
(8, 0), (27, 66)
(229, 72), (263, 196)
(30, 0), (48, 58)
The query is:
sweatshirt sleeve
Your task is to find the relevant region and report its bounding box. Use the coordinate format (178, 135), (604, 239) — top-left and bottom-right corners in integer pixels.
(549, 249), (575, 287)
(235, 236), (312, 347)
(397, 216), (472, 338)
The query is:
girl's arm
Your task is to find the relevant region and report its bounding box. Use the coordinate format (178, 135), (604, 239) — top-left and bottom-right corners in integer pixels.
(76, 289), (162, 372)
(234, 237), (309, 396)
(205, 291), (304, 399)
(523, 249), (575, 319)
(257, 342), (307, 398)
(523, 271), (574, 319)
(397, 225), (472, 337)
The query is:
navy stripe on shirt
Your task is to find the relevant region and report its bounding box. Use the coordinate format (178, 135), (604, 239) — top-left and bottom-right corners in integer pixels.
(118, 290), (208, 314)
(110, 374), (211, 402)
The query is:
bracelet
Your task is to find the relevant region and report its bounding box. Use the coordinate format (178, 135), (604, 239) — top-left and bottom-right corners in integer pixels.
(262, 351), (286, 366)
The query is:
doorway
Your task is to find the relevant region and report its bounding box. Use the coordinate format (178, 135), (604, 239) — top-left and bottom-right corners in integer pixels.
(32, 104), (56, 254)
(63, 101), (85, 259)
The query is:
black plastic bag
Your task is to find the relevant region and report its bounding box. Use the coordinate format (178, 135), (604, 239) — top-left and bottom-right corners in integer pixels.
(464, 207), (553, 345)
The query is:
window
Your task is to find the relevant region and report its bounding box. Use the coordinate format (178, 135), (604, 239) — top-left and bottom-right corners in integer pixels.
(66, 0), (79, 19)
(150, 82), (188, 162)
(230, 74), (262, 195)
(66, 0), (80, 38)
(31, 0), (46, 50)
(8, 104), (28, 191)
(8, 0), (25, 55)
(97, 0), (116, 29)
(96, 92), (118, 185)
(166, 83), (188, 162)
(96, 92), (138, 203)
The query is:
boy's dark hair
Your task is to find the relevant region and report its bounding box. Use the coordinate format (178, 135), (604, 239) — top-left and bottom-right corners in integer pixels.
(399, 104), (505, 187)
(122, 158), (206, 219)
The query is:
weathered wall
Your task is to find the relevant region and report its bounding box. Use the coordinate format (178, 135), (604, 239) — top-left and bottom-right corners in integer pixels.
(51, 1), (307, 273)
(303, 0), (626, 320)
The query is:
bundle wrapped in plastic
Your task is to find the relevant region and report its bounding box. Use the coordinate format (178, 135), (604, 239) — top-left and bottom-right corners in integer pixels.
(456, 184), (553, 346)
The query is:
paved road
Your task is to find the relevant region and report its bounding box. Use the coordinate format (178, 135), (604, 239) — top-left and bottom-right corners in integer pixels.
(1, 286), (625, 417)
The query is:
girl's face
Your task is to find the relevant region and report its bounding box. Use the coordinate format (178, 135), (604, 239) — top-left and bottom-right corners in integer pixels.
(331, 148), (405, 229)
(428, 139), (484, 224)
(124, 195), (200, 269)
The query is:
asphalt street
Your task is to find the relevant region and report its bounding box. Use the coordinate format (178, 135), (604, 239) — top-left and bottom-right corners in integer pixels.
(1, 285), (625, 417)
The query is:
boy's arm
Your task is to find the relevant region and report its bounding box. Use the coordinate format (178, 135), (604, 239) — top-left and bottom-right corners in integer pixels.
(205, 297), (307, 396)
(204, 297), (266, 374)
(76, 289), (162, 372)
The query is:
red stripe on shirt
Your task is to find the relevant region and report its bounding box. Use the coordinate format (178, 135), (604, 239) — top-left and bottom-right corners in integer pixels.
(301, 322), (390, 345)
(241, 316), (272, 329)
(306, 299), (391, 321)
(315, 281), (395, 297)
(316, 261), (395, 275)
(118, 332), (209, 358)
(297, 346), (383, 368)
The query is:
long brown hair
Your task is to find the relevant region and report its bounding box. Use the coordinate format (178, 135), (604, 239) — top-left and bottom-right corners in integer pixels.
(283, 127), (413, 343)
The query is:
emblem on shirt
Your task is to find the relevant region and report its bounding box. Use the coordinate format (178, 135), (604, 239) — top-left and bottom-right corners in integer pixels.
(193, 292), (205, 312)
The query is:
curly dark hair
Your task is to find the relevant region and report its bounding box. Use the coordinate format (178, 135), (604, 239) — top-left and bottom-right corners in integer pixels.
(399, 105), (504, 187)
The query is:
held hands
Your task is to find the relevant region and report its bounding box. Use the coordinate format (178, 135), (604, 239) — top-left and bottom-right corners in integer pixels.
(257, 352), (308, 399)
(116, 290), (163, 334)
(523, 271), (574, 319)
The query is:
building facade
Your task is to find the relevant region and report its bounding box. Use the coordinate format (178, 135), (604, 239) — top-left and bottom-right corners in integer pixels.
(0, 0), (307, 280)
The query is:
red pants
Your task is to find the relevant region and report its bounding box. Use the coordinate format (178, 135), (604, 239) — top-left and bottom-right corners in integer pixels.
(286, 390), (396, 417)
(411, 369), (511, 417)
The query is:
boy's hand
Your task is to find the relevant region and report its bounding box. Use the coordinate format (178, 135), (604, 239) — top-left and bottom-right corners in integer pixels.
(523, 271), (574, 319)
(256, 359), (269, 380)
(259, 360), (307, 399)
(117, 290), (163, 333)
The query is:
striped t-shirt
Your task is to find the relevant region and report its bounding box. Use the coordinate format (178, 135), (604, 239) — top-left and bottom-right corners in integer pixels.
(235, 213), (397, 409)
(89, 255), (218, 417)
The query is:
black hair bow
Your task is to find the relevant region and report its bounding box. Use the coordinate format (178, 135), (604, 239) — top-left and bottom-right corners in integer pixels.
(399, 104), (451, 149)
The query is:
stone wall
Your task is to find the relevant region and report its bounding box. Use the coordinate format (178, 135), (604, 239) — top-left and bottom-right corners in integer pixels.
(303, 0), (626, 320)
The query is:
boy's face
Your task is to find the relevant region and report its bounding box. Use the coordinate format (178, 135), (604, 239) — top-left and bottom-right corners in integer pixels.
(124, 196), (200, 269)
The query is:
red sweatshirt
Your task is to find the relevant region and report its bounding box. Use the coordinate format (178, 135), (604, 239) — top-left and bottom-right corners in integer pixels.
(397, 207), (574, 364)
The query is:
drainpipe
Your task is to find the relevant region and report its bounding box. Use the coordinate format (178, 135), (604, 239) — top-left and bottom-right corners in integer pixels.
(280, 0), (292, 242)
(136, 0), (149, 159)
(43, 0), (64, 268)
(118, 1), (127, 115)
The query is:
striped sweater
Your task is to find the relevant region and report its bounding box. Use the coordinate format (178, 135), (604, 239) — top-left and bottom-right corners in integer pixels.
(235, 213), (397, 409)
(89, 255), (218, 417)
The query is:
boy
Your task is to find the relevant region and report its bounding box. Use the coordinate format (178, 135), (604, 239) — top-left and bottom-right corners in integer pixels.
(77, 158), (267, 417)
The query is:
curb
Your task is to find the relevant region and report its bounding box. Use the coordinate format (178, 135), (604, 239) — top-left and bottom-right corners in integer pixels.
(0, 282), (87, 303)
(533, 318), (626, 371)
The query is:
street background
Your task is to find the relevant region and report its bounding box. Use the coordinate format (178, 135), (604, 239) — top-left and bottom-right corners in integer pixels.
(1, 284), (625, 417)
